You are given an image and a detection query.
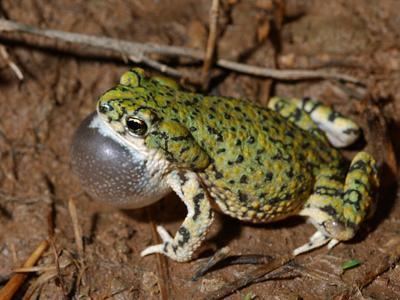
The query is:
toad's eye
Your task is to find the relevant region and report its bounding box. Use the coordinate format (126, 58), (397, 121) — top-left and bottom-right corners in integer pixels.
(126, 117), (148, 136)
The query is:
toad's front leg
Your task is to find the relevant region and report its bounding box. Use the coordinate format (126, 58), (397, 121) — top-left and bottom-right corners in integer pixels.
(141, 170), (214, 262)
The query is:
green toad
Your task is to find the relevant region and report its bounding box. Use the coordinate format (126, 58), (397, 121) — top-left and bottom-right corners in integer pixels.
(96, 68), (379, 262)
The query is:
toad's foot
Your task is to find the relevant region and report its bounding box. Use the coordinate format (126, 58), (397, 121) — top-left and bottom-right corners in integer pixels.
(293, 231), (340, 256)
(141, 225), (173, 257)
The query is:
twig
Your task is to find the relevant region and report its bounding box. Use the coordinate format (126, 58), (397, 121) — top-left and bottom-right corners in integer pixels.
(0, 18), (201, 59)
(202, 0), (220, 89)
(192, 247), (273, 280)
(203, 254), (293, 300)
(49, 238), (69, 299)
(0, 240), (49, 300)
(217, 59), (363, 84)
(193, 246), (231, 281)
(129, 54), (184, 78)
(68, 197), (87, 294)
(68, 197), (84, 257)
(0, 18), (364, 84)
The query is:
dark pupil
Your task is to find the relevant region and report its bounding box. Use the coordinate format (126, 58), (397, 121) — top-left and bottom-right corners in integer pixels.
(126, 118), (147, 135)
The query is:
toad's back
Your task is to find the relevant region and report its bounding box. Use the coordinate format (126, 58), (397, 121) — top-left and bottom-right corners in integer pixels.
(173, 91), (345, 222)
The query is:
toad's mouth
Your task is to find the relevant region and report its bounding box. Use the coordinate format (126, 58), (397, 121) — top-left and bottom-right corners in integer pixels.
(70, 112), (171, 209)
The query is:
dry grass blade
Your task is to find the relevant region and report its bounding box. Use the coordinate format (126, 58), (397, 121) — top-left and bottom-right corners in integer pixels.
(0, 240), (49, 300)
(0, 45), (23, 80)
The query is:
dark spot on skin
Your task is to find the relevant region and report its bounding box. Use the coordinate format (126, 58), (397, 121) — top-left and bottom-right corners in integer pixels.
(343, 128), (360, 135)
(163, 242), (169, 252)
(236, 139), (241, 146)
(349, 160), (368, 172)
(216, 148), (226, 154)
(224, 113), (231, 120)
(207, 126), (223, 142)
(328, 111), (341, 122)
(208, 114), (215, 119)
(267, 195), (287, 205)
(180, 146), (189, 154)
(228, 161), (234, 165)
(230, 126), (237, 132)
(286, 168), (294, 178)
(171, 135), (190, 142)
(292, 108), (302, 122)
(272, 116), (282, 125)
(240, 175), (248, 184)
(238, 191), (248, 202)
(304, 100), (321, 114)
(247, 136), (255, 144)
(177, 171), (188, 185)
(265, 172), (273, 181)
(343, 189), (362, 210)
(234, 106), (242, 112)
(320, 205), (339, 218)
(296, 174), (305, 182)
(272, 147), (292, 161)
(177, 227), (191, 247)
(172, 245), (178, 253)
(236, 155), (244, 163)
(190, 127), (197, 132)
(215, 170), (223, 179)
(257, 149), (264, 155)
(229, 179), (235, 184)
(193, 193), (205, 220)
(285, 130), (294, 138)
(315, 186), (341, 197)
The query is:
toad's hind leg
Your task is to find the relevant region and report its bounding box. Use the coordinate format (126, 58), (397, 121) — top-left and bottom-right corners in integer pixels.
(294, 151), (379, 255)
(268, 97), (361, 147)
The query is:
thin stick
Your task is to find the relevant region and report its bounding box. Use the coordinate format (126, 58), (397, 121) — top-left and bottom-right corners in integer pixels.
(0, 240), (49, 300)
(203, 254), (293, 300)
(217, 59), (363, 83)
(0, 18), (364, 84)
(68, 197), (84, 257)
(202, 0), (220, 89)
(68, 197), (87, 293)
(129, 55), (184, 78)
(0, 18), (202, 59)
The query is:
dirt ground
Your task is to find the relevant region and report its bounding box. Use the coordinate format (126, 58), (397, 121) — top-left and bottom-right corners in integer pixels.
(1, 0), (400, 299)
